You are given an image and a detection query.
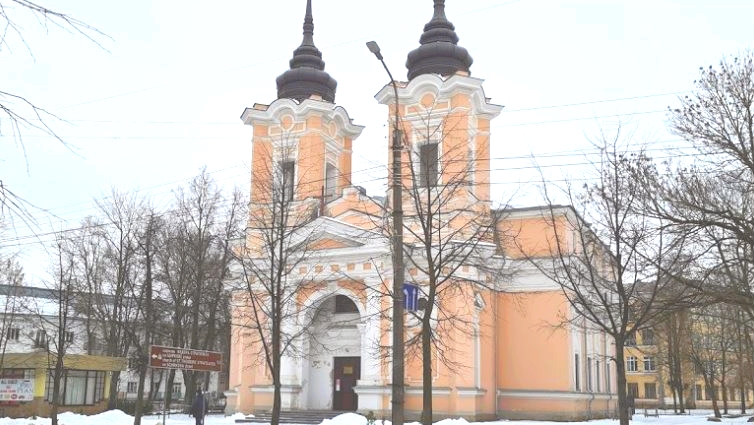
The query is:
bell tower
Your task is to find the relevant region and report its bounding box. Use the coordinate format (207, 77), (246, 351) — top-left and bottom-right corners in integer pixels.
(375, 0), (502, 229)
(242, 0), (363, 210)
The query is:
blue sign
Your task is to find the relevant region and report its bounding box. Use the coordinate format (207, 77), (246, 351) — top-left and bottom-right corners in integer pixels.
(403, 283), (420, 312)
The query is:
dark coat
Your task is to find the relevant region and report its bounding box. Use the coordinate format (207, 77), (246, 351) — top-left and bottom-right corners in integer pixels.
(191, 392), (206, 418)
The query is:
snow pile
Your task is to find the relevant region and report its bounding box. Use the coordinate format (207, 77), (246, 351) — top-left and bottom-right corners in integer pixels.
(321, 414), (472, 425)
(0, 409), (135, 425)
(321, 413), (368, 425)
(434, 419), (469, 425)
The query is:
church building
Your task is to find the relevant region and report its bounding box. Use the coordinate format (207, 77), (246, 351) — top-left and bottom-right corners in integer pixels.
(227, 0), (617, 420)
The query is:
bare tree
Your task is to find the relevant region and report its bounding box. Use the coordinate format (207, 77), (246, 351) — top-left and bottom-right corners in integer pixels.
(391, 109), (507, 425)
(1, 0), (106, 223)
(522, 131), (690, 425)
(31, 238), (78, 425)
(654, 307), (691, 412)
(233, 140), (330, 425)
(90, 190), (142, 407)
(129, 209), (163, 425)
(647, 52), (754, 311)
(159, 170), (243, 404)
(687, 303), (731, 417)
(0, 253), (24, 367)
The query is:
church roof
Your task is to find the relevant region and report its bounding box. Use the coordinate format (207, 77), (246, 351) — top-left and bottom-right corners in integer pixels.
(276, 0), (337, 103)
(405, 0), (473, 80)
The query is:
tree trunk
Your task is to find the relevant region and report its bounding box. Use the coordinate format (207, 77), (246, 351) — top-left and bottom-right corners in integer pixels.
(108, 370), (121, 410)
(165, 369), (176, 412)
(134, 358), (148, 425)
(705, 376), (721, 418)
(421, 316), (432, 425)
(271, 296), (282, 425)
(615, 342), (630, 425)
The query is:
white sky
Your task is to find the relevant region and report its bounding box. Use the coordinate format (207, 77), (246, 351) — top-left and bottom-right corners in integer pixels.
(2, 0), (753, 282)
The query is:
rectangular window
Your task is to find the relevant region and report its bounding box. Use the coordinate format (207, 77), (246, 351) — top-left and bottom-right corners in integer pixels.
(596, 360), (601, 392)
(627, 383), (639, 398)
(152, 382), (161, 399)
(324, 162), (338, 201)
(626, 356), (638, 372)
(419, 143), (438, 187)
(0, 369), (34, 379)
(586, 357), (593, 392)
(34, 329), (47, 348)
(172, 382), (182, 398)
(64, 331), (74, 343)
(6, 328), (20, 341)
(606, 360), (611, 392)
(127, 381), (138, 393)
(643, 356), (656, 372)
(644, 382), (657, 399)
(706, 386), (714, 400)
(46, 370), (105, 405)
(641, 328), (654, 345)
(574, 354), (580, 391)
(281, 160), (295, 201)
(696, 384), (703, 400)
(625, 333), (636, 346)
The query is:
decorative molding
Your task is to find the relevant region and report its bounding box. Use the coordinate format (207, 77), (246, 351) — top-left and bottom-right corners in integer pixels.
(405, 386), (452, 396)
(456, 387), (486, 397)
(497, 389), (615, 401)
(241, 97), (364, 139)
(250, 384), (303, 394)
(354, 385), (391, 395)
(501, 259), (563, 292)
(375, 74), (503, 120)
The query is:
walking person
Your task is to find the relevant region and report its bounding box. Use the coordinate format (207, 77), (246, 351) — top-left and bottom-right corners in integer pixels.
(191, 388), (207, 425)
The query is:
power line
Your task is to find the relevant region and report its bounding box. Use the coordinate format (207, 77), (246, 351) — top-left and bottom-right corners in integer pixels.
(0, 146), (729, 248)
(503, 91), (686, 113)
(2, 134), (698, 236)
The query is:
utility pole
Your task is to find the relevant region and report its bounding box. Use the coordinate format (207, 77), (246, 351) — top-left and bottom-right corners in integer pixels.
(366, 40), (404, 425)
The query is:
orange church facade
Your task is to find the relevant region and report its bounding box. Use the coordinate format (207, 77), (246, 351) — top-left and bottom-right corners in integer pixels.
(226, 1), (617, 421)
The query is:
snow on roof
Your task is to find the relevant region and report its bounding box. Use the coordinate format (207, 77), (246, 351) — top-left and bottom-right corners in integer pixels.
(0, 294), (61, 317)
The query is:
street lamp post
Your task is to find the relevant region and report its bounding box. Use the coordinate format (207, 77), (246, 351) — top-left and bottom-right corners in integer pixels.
(366, 40), (405, 425)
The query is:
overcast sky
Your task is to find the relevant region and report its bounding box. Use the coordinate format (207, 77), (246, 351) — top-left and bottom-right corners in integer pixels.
(2, 0), (753, 281)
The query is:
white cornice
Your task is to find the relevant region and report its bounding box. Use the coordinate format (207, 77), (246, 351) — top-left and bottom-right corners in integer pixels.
(374, 74), (503, 120)
(502, 259), (563, 292)
(241, 97), (364, 139)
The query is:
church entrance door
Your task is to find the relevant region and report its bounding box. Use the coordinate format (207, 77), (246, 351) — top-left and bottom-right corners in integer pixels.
(332, 356), (360, 411)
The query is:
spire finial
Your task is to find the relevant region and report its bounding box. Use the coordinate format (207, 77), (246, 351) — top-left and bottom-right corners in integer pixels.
(431, 0), (448, 23)
(302, 0), (314, 46)
(406, 0), (473, 80)
(276, 0), (337, 102)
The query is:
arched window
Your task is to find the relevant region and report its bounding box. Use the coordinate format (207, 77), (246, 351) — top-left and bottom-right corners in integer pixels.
(334, 295), (358, 313)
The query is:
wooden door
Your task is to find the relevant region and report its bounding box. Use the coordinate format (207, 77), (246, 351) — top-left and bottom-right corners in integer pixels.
(332, 356), (360, 411)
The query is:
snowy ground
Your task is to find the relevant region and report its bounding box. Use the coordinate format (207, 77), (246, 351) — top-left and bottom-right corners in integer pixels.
(0, 410), (750, 425)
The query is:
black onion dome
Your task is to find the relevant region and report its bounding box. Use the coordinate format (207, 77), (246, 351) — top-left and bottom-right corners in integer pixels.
(276, 0), (337, 102)
(406, 0), (473, 80)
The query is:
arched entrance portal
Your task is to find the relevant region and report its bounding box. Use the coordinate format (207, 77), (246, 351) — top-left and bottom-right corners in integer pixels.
(304, 294), (362, 411)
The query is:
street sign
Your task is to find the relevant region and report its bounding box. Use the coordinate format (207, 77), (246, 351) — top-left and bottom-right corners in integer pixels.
(149, 345), (223, 372)
(403, 283), (420, 312)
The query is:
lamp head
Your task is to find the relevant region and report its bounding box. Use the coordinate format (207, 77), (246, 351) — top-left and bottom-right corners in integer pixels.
(366, 41), (383, 60)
